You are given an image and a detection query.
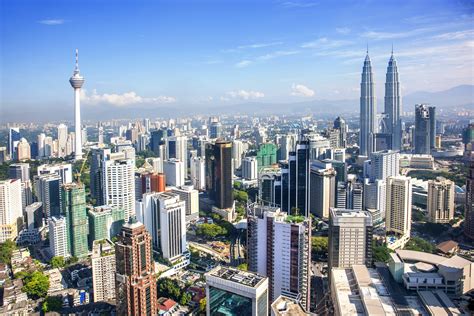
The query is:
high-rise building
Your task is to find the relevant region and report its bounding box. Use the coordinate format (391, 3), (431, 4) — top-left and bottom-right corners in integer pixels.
(278, 141), (310, 216)
(8, 127), (21, 160)
(150, 129), (166, 155)
(69, 49), (85, 161)
(37, 163), (73, 184)
(346, 180), (363, 211)
(363, 179), (386, 226)
(91, 239), (116, 302)
(333, 116), (347, 148)
(0, 179), (23, 242)
(384, 50), (402, 151)
(359, 51), (377, 156)
(206, 140), (233, 209)
(465, 160), (474, 239)
(163, 159), (185, 187)
(166, 136), (187, 176)
(205, 266), (269, 316)
(278, 134), (296, 161)
(385, 176), (412, 249)
(57, 124), (68, 158)
(247, 205), (311, 311)
(34, 174), (62, 217)
(37, 133), (46, 158)
(115, 218), (157, 316)
(258, 167), (281, 206)
(62, 183), (89, 258)
(49, 216), (69, 258)
(170, 185), (199, 222)
(209, 121), (222, 139)
(90, 147), (110, 205)
(309, 163), (336, 219)
(104, 158), (135, 220)
(242, 156), (258, 180)
(256, 143), (277, 171)
(232, 139), (245, 171)
(427, 178), (455, 224)
(190, 157), (206, 190)
(368, 150), (400, 182)
(88, 205), (126, 244)
(25, 202), (43, 230)
(16, 138), (31, 161)
(328, 208), (373, 270)
(414, 104), (436, 154)
(9, 163), (33, 211)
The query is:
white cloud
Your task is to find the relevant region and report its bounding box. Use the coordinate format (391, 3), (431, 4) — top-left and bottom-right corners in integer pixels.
(82, 90), (176, 106)
(301, 37), (352, 49)
(235, 60), (252, 68)
(291, 84), (315, 97)
(336, 27), (351, 35)
(257, 50), (299, 61)
(38, 19), (65, 25)
(280, 1), (318, 8)
(237, 42), (283, 49)
(226, 90), (265, 100)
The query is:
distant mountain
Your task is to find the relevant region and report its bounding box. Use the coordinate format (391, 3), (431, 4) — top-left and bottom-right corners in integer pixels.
(403, 85), (474, 108)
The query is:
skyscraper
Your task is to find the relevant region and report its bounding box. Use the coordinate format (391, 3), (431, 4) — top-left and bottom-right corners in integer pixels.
(104, 158), (135, 220)
(206, 140), (233, 209)
(34, 174), (62, 217)
(48, 216), (69, 258)
(427, 178), (455, 224)
(0, 179), (23, 242)
(309, 163), (336, 219)
(190, 156), (206, 190)
(16, 138), (31, 161)
(385, 176), (412, 249)
(464, 160), (474, 239)
(333, 116), (347, 148)
(115, 218), (157, 316)
(328, 208), (373, 270)
(69, 49), (85, 161)
(414, 104), (436, 154)
(242, 156), (258, 180)
(205, 266), (269, 316)
(166, 135), (188, 176)
(163, 159), (185, 187)
(88, 205), (126, 244)
(247, 204), (311, 311)
(359, 50), (377, 156)
(368, 150), (400, 182)
(62, 183), (89, 258)
(91, 239), (116, 302)
(384, 50), (402, 150)
(8, 127), (21, 160)
(170, 185), (199, 222)
(57, 124), (68, 158)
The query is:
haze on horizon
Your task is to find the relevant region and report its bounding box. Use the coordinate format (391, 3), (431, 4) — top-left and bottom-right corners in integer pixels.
(1, 0), (473, 122)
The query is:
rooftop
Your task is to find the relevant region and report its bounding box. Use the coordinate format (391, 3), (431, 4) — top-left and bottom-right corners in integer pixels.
(271, 296), (309, 316)
(418, 290), (462, 316)
(209, 266), (265, 288)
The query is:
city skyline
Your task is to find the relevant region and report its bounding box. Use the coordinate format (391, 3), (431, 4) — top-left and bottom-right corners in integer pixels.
(1, 0), (473, 122)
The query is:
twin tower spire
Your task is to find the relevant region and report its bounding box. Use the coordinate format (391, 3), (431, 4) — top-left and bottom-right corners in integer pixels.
(359, 47), (401, 156)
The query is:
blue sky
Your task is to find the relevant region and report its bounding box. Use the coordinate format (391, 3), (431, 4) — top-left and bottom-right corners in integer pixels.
(1, 0), (473, 119)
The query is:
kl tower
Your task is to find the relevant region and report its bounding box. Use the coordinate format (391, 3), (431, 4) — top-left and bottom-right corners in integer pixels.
(69, 49), (85, 161)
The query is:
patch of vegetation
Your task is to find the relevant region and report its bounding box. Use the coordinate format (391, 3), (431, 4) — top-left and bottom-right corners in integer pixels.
(50, 256), (66, 269)
(372, 242), (393, 263)
(0, 240), (17, 264)
(156, 277), (191, 305)
(19, 271), (50, 299)
(311, 237), (328, 259)
(404, 237), (436, 253)
(42, 296), (63, 313)
(196, 223), (228, 238)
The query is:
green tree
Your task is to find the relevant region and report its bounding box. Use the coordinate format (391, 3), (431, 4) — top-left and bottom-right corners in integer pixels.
(157, 278), (181, 301)
(237, 263), (248, 271)
(199, 298), (207, 312)
(42, 296), (63, 312)
(405, 237), (436, 253)
(50, 256), (65, 269)
(179, 293), (191, 306)
(233, 190), (248, 203)
(372, 243), (393, 262)
(311, 237), (328, 258)
(67, 256), (79, 265)
(196, 223), (227, 238)
(22, 271), (50, 299)
(0, 240), (17, 264)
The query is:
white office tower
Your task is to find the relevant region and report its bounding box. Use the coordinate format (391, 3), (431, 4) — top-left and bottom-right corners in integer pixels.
(328, 208), (373, 270)
(163, 159), (185, 187)
(385, 176), (412, 250)
(190, 157), (206, 190)
(363, 178), (386, 226)
(0, 180), (23, 242)
(384, 50), (402, 151)
(138, 192), (187, 264)
(69, 49), (85, 161)
(247, 205), (311, 311)
(232, 139), (245, 170)
(205, 266), (269, 316)
(242, 157), (258, 180)
(171, 185), (199, 222)
(44, 136), (53, 158)
(104, 159), (135, 220)
(37, 133), (46, 158)
(278, 134), (296, 161)
(427, 178), (455, 223)
(359, 50), (377, 157)
(309, 162), (336, 219)
(57, 124), (68, 158)
(9, 163), (32, 211)
(16, 138), (31, 161)
(91, 239), (116, 302)
(369, 150), (400, 182)
(146, 157), (163, 174)
(166, 136), (187, 176)
(66, 132), (75, 156)
(37, 163), (73, 184)
(307, 133), (331, 160)
(49, 216), (69, 258)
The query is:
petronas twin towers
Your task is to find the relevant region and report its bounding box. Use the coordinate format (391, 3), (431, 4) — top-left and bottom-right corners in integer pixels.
(359, 49), (401, 156)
